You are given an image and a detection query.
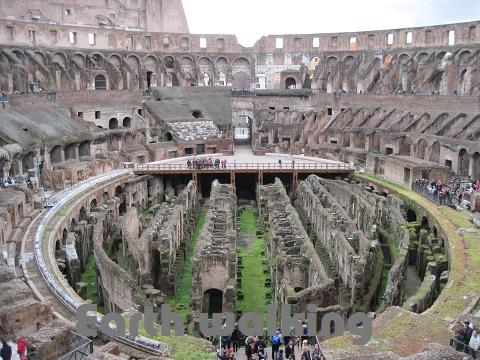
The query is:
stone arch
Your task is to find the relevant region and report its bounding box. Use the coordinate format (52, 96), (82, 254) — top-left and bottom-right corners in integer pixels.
(202, 288), (223, 315)
(472, 152), (480, 179)
(109, 118), (118, 130)
(164, 56), (174, 69)
(406, 209), (417, 222)
(215, 56), (229, 76)
(50, 145), (62, 164)
(122, 117), (132, 128)
(165, 132), (173, 141)
(90, 198), (98, 211)
(52, 52), (67, 67)
(458, 148), (469, 175)
(102, 192), (110, 202)
(34, 51), (47, 67)
(22, 151), (35, 173)
(79, 141), (91, 157)
(114, 185), (123, 197)
(70, 218), (77, 232)
(285, 77), (296, 89)
(232, 57), (251, 87)
(143, 55), (158, 71)
(179, 56), (195, 82)
(416, 138), (428, 160)
(108, 54), (122, 69)
(399, 136), (413, 156)
(343, 55), (355, 70)
(416, 52), (430, 72)
(429, 141), (440, 163)
(64, 143), (77, 161)
(343, 131), (351, 147)
(372, 132), (381, 152)
(79, 207), (88, 222)
(89, 53), (104, 69)
(458, 50), (471, 66)
(94, 74), (107, 90)
(354, 132), (366, 149)
(233, 72), (250, 90)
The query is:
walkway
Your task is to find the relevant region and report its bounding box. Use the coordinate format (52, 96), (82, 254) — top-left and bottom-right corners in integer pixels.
(137, 145), (352, 174)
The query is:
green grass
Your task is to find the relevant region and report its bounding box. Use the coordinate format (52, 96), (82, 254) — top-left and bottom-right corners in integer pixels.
(167, 209), (206, 319)
(377, 225), (400, 260)
(80, 255), (105, 314)
(236, 208), (269, 325)
(124, 319), (216, 360)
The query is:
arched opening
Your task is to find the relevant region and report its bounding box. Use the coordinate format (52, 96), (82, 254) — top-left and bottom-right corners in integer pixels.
(122, 117), (132, 128)
(429, 141), (440, 163)
(343, 132), (351, 147)
(90, 198), (98, 211)
(79, 141), (91, 157)
(115, 186), (123, 197)
(102, 192), (110, 202)
(458, 149), (469, 175)
(472, 152), (480, 179)
(406, 209), (417, 222)
(64, 143), (76, 161)
(233, 71), (250, 90)
(165, 132), (173, 141)
(355, 132), (366, 149)
(372, 133), (381, 152)
(94, 74), (107, 90)
(109, 118), (118, 130)
(399, 137), (413, 156)
(22, 152), (35, 173)
(146, 71), (153, 89)
(50, 145), (62, 164)
(421, 216), (429, 231)
(417, 139), (428, 160)
(79, 207), (88, 222)
(164, 56), (174, 69)
(285, 77), (297, 89)
(192, 111), (203, 119)
(202, 289), (223, 316)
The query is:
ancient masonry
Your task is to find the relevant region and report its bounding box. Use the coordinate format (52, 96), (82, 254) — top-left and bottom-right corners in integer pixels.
(257, 178), (336, 315)
(191, 180), (237, 315)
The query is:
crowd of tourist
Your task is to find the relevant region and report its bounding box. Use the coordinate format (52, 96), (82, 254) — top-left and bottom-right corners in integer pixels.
(0, 337), (40, 360)
(187, 157), (228, 169)
(217, 323), (326, 360)
(412, 177), (479, 207)
(452, 321), (480, 358)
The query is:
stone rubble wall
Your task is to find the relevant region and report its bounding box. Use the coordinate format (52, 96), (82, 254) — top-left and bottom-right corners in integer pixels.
(258, 178), (336, 313)
(191, 180), (237, 314)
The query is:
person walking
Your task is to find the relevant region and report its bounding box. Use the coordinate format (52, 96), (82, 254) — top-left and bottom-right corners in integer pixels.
(0, 340), (12, 360)
(17, 337), (27, 358)
(271, 329), (282, 359)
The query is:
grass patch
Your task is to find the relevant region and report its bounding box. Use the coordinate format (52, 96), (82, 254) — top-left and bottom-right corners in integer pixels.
(377, 225), (400, 260)
(167, 209), (206, 319)
(236, 208), (269, 325)
(80, 255), (104, 314)
(124, 319), (215, 360)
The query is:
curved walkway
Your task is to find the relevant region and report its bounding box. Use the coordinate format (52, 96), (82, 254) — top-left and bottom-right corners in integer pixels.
(323, 173), (480, 358)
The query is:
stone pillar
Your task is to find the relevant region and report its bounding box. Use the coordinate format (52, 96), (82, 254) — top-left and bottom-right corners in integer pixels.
(365, 135), (373, 151)
(350, 133), (355, 148)
(7, 73), (13, 93)
(56, 70), (62, 90)
(468, 154), (475, 178)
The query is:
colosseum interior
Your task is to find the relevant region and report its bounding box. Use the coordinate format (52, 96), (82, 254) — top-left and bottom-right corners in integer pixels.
(0, 1), (479, 359)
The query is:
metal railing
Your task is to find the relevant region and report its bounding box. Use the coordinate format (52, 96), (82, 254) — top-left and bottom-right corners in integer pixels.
(450, 337), (478, 359)
(411, 181), (468, 208)
(135, 162), (353, 172)
(58, 332), (93, 360)
(33, 169), (167, 356)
